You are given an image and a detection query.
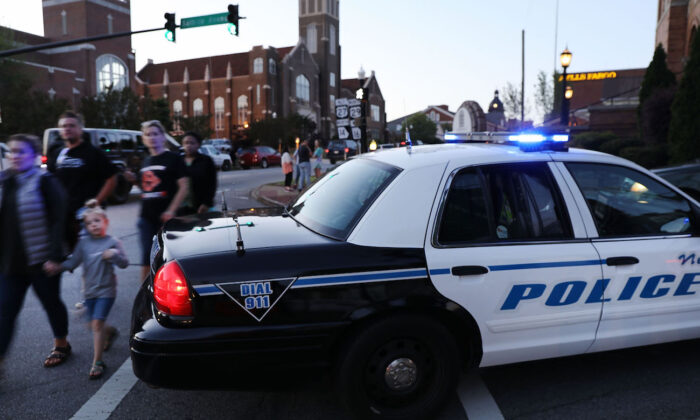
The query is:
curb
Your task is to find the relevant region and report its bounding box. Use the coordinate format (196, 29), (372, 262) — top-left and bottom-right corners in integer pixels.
(251, 185), (289, 208)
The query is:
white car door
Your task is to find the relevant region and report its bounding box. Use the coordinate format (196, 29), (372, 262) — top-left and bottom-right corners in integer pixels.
(560, 161), (700, 352)
(425, 161), (604, 367)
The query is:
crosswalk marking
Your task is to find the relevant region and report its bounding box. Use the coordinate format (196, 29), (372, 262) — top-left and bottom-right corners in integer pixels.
(458, 372), (504, 420)
(70, 357), (138, 420)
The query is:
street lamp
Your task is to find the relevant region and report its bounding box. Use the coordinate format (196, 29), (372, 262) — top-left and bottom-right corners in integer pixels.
(564, 86), (574, 100)
(358, 67), (368, 154)
(560, 47), (572, 126)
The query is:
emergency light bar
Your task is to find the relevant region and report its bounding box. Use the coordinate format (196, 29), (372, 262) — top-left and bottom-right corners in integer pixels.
(444, 131), (569, 152)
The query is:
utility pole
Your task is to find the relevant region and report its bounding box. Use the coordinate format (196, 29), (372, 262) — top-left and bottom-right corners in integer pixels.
(521, 30), (525, 129)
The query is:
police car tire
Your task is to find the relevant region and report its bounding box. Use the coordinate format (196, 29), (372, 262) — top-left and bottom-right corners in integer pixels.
(335, 315), (459, 420)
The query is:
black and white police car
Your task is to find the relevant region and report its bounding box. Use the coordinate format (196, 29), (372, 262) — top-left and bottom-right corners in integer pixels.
(130, 132), (700, 419)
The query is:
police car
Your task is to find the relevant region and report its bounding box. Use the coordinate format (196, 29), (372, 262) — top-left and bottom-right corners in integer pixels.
(130, 132), (700, 420)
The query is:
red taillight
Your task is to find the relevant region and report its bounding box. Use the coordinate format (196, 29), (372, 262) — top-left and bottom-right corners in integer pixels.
(153, 261), (192, 316)
(41, 155), (48, 164)
(325, 149), (329, 154)
(344, 147), (349, 153)
(400, 141), (406, 146)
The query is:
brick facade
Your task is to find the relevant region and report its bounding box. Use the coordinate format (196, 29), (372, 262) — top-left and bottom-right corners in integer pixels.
(656, 0), (700, 76)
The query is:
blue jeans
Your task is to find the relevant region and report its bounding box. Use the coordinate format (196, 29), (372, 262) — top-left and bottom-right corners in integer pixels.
(0, 269), (68, 357)
(298, 162), (311, 191)
(84, 297), (115, 321)
(137, 217), (159, 266)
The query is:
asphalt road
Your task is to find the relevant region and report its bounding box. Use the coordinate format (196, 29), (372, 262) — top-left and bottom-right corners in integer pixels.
(2, 163), (700, 419)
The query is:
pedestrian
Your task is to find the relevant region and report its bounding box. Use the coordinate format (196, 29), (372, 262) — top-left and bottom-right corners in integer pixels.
(292, 146), (300, 189)
(313, 140), (324, 178)
(297, 139), (312, 191)
(0, 134), (71, 370)
(177, 131), (216, 216)
(281, 145), (294, 191)
(47, 111), (117, 252)
(44, 199), (128, 379)
(137, 120), (189, 281)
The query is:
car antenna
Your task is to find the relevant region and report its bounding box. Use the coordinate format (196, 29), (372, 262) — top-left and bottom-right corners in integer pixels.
(221, 191), (228, 213)
(232, 212), (245, 255)
(405, 125), (413, 155)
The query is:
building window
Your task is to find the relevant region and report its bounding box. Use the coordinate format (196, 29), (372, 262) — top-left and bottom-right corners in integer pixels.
(330, 94), (335, 114)
(107, 14), (113, 34)
(253, 57), (263, 74)
(296, 75), (310, 103)
(307, 23), (317, 54)
(269, 58), (276, 75)
(371, 105), (380, 122)
(96, 54), (128, 92)
(214, 97), (225, 134)
(271, 87), (275, 105)
(330, 24), (336, 55)
(61, 10), (67, 35)
(300, 0), (306, 15)
(317, 0), (322, 12)
(193, 98), (204, 117)
(173, 100), (183, 132)
(237, 95), (248, 125)
(309, 0), (315, 13)
(256, 84), (261, 105)
(329, 72), (335, 87)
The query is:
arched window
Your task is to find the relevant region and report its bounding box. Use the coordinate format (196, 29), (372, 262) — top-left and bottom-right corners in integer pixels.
(193, 98), (203, 117)
(306, 23), (317, 54)
(237, 95), (248, 125)
(173, 100), (183, 132)
(329, 24), (336, 55)
(96, 54), (128, 92)
(269, 58), (276, 75)
(253, 57), (263, 74)
(214, 97), (225, 133)
(296, 74), (310, 103)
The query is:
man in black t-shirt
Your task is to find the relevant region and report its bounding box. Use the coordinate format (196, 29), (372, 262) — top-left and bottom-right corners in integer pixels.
(47, 111), (117, 250)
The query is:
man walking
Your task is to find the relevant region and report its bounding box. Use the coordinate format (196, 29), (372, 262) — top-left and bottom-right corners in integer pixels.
(47, 111), (117, 250)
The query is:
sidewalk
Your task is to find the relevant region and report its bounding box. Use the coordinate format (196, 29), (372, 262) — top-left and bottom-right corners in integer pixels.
(252, 183), (300, 207)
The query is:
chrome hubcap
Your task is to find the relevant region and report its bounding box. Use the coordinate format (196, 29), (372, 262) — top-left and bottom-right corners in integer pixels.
(384, 358), (417, 391)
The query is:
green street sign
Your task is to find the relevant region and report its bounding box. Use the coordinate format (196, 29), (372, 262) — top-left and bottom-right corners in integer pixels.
(181, 13), (228, 29)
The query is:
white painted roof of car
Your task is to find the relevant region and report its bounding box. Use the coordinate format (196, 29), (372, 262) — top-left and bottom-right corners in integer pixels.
(355, 143), (637, 170)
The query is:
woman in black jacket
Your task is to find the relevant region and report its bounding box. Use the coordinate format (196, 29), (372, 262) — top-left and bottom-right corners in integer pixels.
(0, 134), (70, 370)
(178, 131), (217, 216)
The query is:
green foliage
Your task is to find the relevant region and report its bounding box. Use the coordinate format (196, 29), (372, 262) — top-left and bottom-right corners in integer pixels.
(179, 115), (212, 139)
(533, 70), (554, 120)
(669, 34), (700, 163)
(570, 131), (667, 168)
(638, 45), (676, 110)
(80, 87), (174, 132)
(140, 94), (172, 131)
(597, 137), (643, 156)
(618, 144), (668, 168)
(248, 113), (316, 149)
(401, 113), (437, 143)
(570, 131), (619, 150)
(0, 28), (69, 139)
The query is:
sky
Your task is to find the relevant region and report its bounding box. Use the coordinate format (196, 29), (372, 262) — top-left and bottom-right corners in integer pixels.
(0, 0), (658, 122)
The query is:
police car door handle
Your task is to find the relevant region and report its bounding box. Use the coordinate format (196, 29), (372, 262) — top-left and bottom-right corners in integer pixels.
(605, 256), (639, 266)
(451, 265), (489, 276)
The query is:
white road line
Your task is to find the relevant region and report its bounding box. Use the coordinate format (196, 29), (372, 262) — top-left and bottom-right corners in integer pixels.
(457, 371), (504, 420)
(70, 357), (138, 420)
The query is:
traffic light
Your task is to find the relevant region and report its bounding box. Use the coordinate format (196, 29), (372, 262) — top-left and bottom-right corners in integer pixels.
(164, 13), (176, 42)
(227, 4), (239, 36)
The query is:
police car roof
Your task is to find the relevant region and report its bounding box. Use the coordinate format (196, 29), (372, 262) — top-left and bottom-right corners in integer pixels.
(358, 143), (636, 171)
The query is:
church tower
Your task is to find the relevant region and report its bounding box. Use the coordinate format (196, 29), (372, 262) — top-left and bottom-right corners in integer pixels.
(299, 0), (341, 139)
(42, 0), (135, 97)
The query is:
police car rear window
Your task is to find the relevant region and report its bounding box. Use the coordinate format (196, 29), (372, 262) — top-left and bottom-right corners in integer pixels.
(288, 159), (401, 240)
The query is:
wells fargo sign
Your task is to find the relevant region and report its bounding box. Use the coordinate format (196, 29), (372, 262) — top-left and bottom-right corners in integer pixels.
(558, 71), (617, 82)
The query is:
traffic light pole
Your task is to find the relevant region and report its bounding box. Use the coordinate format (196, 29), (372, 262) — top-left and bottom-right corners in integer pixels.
(0, 26), (171, 59)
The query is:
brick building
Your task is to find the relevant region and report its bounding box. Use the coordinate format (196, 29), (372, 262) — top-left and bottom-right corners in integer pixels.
(656, 0), (700, 76)
(1, 0), (135, 110)
(137, 0), (386, 142)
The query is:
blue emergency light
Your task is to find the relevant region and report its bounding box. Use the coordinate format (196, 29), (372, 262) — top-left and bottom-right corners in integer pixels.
(444, 131), (569, 152)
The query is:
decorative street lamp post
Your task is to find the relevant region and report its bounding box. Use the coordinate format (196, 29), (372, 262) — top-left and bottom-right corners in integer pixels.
(560, 47), (572, 126)
(357, 67), (368, 154)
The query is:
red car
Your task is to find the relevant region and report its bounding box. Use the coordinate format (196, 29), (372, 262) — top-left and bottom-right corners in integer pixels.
(238, 146), (281, 169)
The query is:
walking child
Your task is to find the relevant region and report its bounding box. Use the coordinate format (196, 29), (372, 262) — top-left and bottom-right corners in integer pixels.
(45, 199), (128, 379)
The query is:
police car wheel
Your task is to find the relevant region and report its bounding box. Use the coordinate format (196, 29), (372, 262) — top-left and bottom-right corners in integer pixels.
(335, 315), (459, 420)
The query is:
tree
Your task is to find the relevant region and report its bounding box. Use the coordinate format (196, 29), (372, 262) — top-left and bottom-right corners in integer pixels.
(401, 113), (437, 143)
(179, 115), (213, 139)
(501, 82), (530, 121)
(638, 44), (676, 145)
(533, 70), (554, 122)
(80, 87), (173, 133)
(669, 34), (700, 163)
(247, 114), (317, 149)
(638, 45), (676, 112)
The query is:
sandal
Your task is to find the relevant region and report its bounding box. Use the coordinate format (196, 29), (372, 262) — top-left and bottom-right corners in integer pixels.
(44, 343), (71, 368)
(89, 361), (106, 379)
(103, 328), (118, 352)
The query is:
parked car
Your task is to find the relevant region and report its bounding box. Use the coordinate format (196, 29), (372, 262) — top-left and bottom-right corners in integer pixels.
(131, 132), (700, 419)
(378, 143), (396, 150)
(198, 145), (232, 171)
(653, 163), (700, 202)
(42, 128), (181, 204)
(203, 138), (232, 154)
(326, 140), (358, 164)
(237, 146), (281, 169)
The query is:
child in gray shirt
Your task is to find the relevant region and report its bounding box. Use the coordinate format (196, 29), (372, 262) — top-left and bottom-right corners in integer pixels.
(46, 199), (128, 379)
